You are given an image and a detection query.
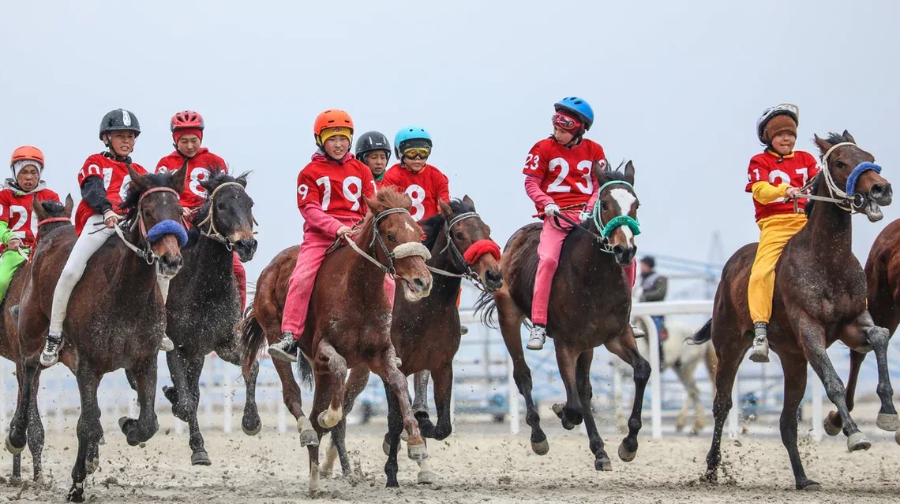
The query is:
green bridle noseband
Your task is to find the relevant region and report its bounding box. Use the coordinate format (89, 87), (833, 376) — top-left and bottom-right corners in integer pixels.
(591, 180), (641, 240)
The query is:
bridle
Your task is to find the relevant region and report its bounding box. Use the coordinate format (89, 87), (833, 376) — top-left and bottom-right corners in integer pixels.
(426, 211), (490, 290)
(113, 187), (185, 264)
(343, 207), (431, 276)
(194, 181), (258, 251)
(792, 142), (882, 213)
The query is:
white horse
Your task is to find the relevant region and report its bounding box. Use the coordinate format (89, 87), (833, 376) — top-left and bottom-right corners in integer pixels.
(611, 319), (717, 434)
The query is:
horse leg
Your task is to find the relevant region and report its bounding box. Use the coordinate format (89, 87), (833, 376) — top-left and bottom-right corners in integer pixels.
(778, 354), (819, 490)
(550, 345), (583, 429)
(184, 356), (210, 466)
(826, 350), (865, 436)
(119, 356), (160, 446)
(574, 351), (613, 471)
(27, 381), (45, 482)
(702, 342), (745, 484)
(371, 347), (426, 462)
(6, 360), (39, 454)
(605, 333), (651, 461)
(798, 317), (869, 451)
(864, 327), (898, 431)
(271, 359), (314, 445)
(324, 364), (369, 478)
(382, 380), (405, 488)
(306, 372), (331, 495)
(67, 368), (102, 503)
(409, 364), (452, 485)
(314, 343), (347, 429)
(217, 343), (262, 436)
(163, 349), (192, 422)
(412, 370), (434, 434)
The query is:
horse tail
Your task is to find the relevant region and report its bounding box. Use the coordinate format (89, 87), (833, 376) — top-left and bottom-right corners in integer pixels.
(297, 353), (314, 390)
(688, 318), (713, 345)
(237, 308), (266, 378)
(474, 290), (498, 329)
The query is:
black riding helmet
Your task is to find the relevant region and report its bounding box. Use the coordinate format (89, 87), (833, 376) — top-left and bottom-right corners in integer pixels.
(99, 109), (141, 145)
(355, 131), (392, 164)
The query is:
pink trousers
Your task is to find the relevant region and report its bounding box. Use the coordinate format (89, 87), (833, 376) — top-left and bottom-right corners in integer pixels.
(282, 233), (396, 339)
(532, 214), (636, 325)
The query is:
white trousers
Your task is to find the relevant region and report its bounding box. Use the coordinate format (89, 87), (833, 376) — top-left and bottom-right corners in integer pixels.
(48, 213), (169, 336)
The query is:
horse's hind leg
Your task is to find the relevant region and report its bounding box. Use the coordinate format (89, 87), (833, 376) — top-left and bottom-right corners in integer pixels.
(6, 360), (39, 454)
(163, 350), (191, 421)
(306, 373), (332, 495)
(185, 356), (210, 466)
(371, 347), (426, 461)
(382, 381), (405, 488)
(605, 333), (650, 463)
(496, 292), (546, 454)
(27, 385), (46, 481)
(574, 350), (612, 471)
(217, 342), (262, 436)
(323, 364), (369, 478)
(826, 350), (865, 435)
(551, 345), (583, 429)
(119, 355), (160, 447)
(68, 368), (102, 503)
(314, 342), (347, 429)
(778, 354), (819, 490)
(412, 370), (434, 432)
(702, 338), (745, 484)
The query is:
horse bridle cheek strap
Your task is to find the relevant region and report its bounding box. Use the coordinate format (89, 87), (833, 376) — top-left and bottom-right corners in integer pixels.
(118, 187), (187, 264)
(195, 181), (256, 251)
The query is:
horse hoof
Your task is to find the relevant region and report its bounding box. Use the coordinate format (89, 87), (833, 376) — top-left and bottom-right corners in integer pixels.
(618, 442), (637, 462)
(595, 456), (613, 472)
(876, 413), (900, 432)
(67, 484), (85, 503)
(847, 432), (871, 452)
(531, 438), (550, 456)
(297, 417), (319, 447)
(383, 438), (391, 456)
(242, 421), (262, 436)
(5, 435), (25, 454)
(317, 408), (341, 429)
(400, 430), (409, 442)
(407, 442), (428, 461)
(191, 451), (211, 466)
(800, 480), (822, 491)
(418, 470), (436, 485)
(895, 431), (900, 445)
(823, 412), (842, 436)
(117, 416), (129, 429)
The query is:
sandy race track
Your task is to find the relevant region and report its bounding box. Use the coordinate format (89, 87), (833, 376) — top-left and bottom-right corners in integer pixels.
(1, 421), (898, 504)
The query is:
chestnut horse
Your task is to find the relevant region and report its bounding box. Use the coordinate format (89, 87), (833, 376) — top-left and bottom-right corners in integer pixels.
(241, 187), (433, 493)
(693, 132), (896, 491)
(476, 163), (649, 471)
(7, 168), (188, 502)
(322, 196), (504, 487)
(155, 172), (259, 466)
(829, 212), (900, 446)
(0, 196), (74, 482)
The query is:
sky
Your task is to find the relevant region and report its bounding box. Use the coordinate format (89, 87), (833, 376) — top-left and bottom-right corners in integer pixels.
(2, 1), (899, 284)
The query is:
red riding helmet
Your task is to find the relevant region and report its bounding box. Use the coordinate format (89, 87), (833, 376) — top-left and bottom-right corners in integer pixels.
(170, 110), (205, 132)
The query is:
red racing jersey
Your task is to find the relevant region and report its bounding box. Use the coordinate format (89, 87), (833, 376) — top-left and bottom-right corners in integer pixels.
(75, 154), (147, 235)
(745, 150), (819, 221)
(155, 148), (227, 209)
(522, 137), (606, 212)
(381, 163), (450, 221)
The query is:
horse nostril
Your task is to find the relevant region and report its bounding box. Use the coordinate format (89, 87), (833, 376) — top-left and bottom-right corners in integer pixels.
(413, 278), (426, 290)
(486, 270), (502, 282)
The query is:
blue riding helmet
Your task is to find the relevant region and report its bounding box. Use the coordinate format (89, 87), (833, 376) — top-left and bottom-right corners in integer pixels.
(394, 126), (433, 158)
(554, 97), (594, 131)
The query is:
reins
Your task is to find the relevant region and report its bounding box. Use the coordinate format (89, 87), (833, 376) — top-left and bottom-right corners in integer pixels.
(790, 142), (882, 214)
(195, 181), (258, 251)
(101, 187), (183, 265)
(343, 207), (431, 276)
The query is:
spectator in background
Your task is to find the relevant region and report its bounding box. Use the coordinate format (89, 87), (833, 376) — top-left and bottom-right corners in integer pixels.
(637, 256), (669, 343)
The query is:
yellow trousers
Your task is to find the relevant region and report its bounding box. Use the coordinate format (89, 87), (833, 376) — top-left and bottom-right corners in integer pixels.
(748, 213), (808, 323)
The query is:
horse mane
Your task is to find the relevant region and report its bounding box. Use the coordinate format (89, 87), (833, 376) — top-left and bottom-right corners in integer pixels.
(119, 171), (180, 222)
(353, 187), (411, 247)
(41, 200), (67, 217)
(805, 132), (854, 217)
(189, 171), (250, 228)
(421, 198), (476, 250)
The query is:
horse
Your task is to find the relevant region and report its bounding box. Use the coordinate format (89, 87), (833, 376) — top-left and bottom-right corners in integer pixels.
(612, 319), (717, 435)
(692, 131), (897, 491)
(476, 162), (650, 471)
(0, 196), (74, 482)
(321, 196), (504, 487)
(240, 187), (433, 494)
(154, 172), (259, 466)
(829, 213), (900, 446)
(6, 167), (189, 502)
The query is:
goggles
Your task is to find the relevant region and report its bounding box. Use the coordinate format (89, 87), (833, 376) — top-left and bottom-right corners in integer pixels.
(402, 147), (431, 159)
(552, 113), (581, 131)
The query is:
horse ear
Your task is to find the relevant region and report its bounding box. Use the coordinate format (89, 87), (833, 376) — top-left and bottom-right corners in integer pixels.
(439, 199), (453, 218)
(842, 130), (856, 144)
(235, 171), (250, 188)
(813, 134), (832, 155)
(462, 195), (475, 209)
(127, 166), (150, 193)
(33, 195), (48, 221)
(365, 195), (380, 214)
(594, 159), (610, 187)
(64, 194), (75, 218)
(169, 165), (187, 193)
(624, 161), (636, 186)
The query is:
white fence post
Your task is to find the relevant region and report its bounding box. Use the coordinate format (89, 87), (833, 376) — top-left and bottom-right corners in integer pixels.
(640, 315), (663, 440)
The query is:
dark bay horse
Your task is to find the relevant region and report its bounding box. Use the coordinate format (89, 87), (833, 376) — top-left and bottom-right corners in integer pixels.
(323, 197), (504, 487)
(156, 172), (259, 466)
(476, 162), (649, 471)
(7, 168), (189, 502)
(693, 132), (896, 491)
(827, 213), (900, 446)
(0, 196), (74, 482)
(241, 187), (433, 493)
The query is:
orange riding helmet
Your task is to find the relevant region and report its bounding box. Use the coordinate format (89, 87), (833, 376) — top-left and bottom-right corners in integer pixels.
(10, 146), (45, 168)
(314, 109), (354, 147)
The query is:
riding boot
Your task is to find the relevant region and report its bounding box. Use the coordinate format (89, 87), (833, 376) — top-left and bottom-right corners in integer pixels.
(159, 335), (175, 352)
(268, 331), (299, 363)
(749, 321), (770, 363)
(40, 333), (63, 367)
(527, 324), (547, 350)
(460, 325), (469, 336)
(632, 324), (646, 338)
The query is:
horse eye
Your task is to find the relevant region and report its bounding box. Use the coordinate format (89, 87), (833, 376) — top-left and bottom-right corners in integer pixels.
(387, 234), (396, 243)
(455, 231), (465, 240)
(601, 201), (608, 211)
(143, 210), (152, 218)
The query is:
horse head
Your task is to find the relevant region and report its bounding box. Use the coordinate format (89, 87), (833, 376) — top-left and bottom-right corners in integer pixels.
(436, 196), (503, 292)
(122, 166), (188, 277)
(593, 161), (640, 265)
(814, 131), (891, 222)
(33, 193), (74, 221)
(365, 187), (433, 301)
(195, 170), (258, 262)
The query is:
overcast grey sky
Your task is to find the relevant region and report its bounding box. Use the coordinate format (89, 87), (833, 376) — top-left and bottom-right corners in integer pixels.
(2, 1), (898, 282)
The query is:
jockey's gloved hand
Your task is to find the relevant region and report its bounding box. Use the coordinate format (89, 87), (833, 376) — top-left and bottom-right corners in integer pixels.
(7, 237), (22, 251)
(103, 210), (121, 228)
(544, 203), (560, 217)
(579, 210), (591, 222)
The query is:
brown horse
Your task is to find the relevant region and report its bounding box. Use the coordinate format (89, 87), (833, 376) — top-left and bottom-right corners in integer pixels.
(241, 187), (433, 494)
(322, 197), (504, 487)
(6, 167), (188, 502)
(692, 132), (896, 491)
(476, 163), (649, 471)
(155, 172), (259, 466)
(829, 214), (900, 446)
(0, 196), (74, 482)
